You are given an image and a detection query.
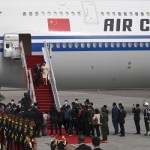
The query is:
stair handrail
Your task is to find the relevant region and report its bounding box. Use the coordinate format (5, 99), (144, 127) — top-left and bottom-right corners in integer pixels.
(28, 69), (36, 102)
(20, 41), (36, 102)
(42, 42), (61, 110)
(20, 41), (29, 91)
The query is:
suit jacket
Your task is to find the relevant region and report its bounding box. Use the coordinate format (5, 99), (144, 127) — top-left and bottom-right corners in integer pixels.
(75, 144), (92, 150)
(118, 109), (126, 124)
(34, 64), (41, 76)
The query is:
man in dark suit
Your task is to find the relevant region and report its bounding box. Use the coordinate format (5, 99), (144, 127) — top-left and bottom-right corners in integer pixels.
(92, 137), (102, 150)
(132, 104), (141, 134)
(118, 106), (126, 137)
(75, 135), (91, 150)
(33, 63), (41, 86)
(112, 102), (119, 134)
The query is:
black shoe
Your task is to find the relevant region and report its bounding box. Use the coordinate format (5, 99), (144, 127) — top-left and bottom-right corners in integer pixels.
(120, 135), (125, 137)
(136, 133), (141, 134)
(113, 133), (118, 135)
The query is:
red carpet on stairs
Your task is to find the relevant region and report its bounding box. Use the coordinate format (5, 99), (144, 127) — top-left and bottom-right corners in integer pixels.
(47, 130), (106, 144)
(26, 55), (54, 126)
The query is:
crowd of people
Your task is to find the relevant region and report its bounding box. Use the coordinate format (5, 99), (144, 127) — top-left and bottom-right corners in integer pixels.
(50, 99), (109, 141)
(0, 91), (150, 149)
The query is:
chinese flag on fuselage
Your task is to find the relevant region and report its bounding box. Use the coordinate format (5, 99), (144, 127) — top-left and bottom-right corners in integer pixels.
(48, 18), (70, 31)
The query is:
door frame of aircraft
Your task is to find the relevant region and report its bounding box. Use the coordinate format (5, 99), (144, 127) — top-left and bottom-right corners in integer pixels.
(19, 34), (31, 56)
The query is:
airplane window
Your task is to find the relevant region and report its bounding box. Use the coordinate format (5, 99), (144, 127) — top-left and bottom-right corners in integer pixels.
(105, 42), (109, 48)
(62, 43), (66, 48)
(99, 42), (103, 48)
(141, 12), (144, 16)
(100, 12), (104, 16)
(112, 12), (115, 16)
(146, 12), (150, 16)
(93, 42), (97, 48)
(41, 12), (45, 16)
(106, 12), (110, 16)
(56, 43), (60, 48)
(111, 42), (115, 48)
(23, 12), (26, 16)
(75, 43), (79, 48)
(122, 42), (126, 48)
(135, 12), (138, 16)
(140, 42), (144, 47)
(59, 12), (63, 16)
(69, 43), (73, 48)
(129, 12), (133, 16)
(128, 42), (132, 47)
(87, 43), (91, 48)
(116, 42), (120, 48)
(134, 42), (138, 47)
(118, 12), (121, 16)
(77, 11), (81, 16)
(81, 43), (85, 48)
(35, 12), (39, 16)
(29, 12), (33, 16)
(65, 12), (69, 16)
(71, 12), (75, 16)
(124, 12), (127, 16)
(145, 42), (149, 47)
(47, 12), (51, 16)
(53, 12), (57, 16)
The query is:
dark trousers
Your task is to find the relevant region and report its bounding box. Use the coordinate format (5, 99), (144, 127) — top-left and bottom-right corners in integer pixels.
(101, 126), (107, 141)
(89, 124), (94, 136)
(72, 118), (79, 134)
(144, 119), (150, 132)
(58, 121), (63, 135)
(120, 123), (125, 136)
(94, 124), (100, 137)
(35, 123), (41, 136)
(51, 122), (58, 135)
(83, 119), (90, 136)
(112, 120), (118, 134)
(64, 119), (70, 134)
(34, 74), (40, 85)
(134, 119), (140, 133)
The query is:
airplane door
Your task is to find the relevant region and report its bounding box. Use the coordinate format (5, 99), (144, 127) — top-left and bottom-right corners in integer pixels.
(81, 1), (98, 24)
(19, 34), (31, 56)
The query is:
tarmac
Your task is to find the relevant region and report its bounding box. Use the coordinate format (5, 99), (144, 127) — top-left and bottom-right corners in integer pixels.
(1, 88), (150, 150)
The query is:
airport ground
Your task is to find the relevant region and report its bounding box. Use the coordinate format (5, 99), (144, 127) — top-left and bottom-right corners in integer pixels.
(1, 88), (150, 150)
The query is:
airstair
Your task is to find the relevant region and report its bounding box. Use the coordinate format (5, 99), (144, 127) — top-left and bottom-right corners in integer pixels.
(20, 41), (61, 126)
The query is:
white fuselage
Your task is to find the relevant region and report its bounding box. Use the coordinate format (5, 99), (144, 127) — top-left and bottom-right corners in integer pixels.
(1, 0), (150, 89)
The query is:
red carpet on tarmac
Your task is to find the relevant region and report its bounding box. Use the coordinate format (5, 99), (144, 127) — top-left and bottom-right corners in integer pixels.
(47, 130), (106, 144)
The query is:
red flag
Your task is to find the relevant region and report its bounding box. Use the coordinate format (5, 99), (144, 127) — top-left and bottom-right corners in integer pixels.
(48, 18), (70, 31)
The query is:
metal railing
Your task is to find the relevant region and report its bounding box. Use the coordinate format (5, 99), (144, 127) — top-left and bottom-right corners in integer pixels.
(28, 69), (36, 102)
(42, 42), (61, 110)
(20, 41), (36, 102)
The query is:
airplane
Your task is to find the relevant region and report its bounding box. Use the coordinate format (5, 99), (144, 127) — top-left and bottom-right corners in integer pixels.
(1, 0), (150, 89)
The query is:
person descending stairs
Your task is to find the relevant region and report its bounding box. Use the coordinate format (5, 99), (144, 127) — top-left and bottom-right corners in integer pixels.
(25, 55), (55, 127)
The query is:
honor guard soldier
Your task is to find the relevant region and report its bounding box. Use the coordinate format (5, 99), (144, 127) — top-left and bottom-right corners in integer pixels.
(2, 113), (7, 150)
(28, 120), (36, 149)
(50, 137), (58, 150)
(57, 136), (67, 150)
